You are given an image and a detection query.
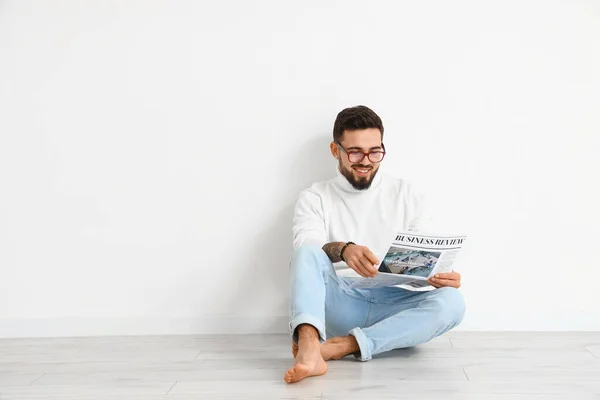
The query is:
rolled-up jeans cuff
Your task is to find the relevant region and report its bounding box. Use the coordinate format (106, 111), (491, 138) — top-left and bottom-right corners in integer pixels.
(289, 313), (326, 344)
(349, 327), (372, 361)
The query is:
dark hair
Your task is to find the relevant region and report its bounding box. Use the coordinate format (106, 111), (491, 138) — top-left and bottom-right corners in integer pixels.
(333, 105), (384, 142)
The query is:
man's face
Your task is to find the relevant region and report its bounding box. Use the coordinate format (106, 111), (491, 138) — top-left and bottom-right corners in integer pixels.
(330, 128), (384, 191)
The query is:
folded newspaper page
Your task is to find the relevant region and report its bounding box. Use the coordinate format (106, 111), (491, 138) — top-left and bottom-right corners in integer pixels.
(339, 231), (466, 291)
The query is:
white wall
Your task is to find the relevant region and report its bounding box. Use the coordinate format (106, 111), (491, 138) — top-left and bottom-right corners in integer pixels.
(1, 0), (599, 337)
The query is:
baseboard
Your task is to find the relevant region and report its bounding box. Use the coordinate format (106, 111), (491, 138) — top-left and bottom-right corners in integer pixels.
(459, 310), (600, 331)
(1, 312), (598, 338)
(0, 316), (289, 338)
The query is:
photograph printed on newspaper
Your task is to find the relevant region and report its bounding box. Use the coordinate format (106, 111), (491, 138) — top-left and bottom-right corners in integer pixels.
(343, 231), (467, 291)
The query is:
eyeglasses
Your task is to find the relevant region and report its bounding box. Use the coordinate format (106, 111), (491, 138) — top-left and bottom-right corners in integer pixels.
(335, 142), (386, 163)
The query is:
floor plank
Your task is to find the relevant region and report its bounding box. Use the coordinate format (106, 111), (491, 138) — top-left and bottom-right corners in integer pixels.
(0, 382), (174, 399)
(0, 373), (43, 385)
(586, 345), (600, 357)
(449, 336), (600, 349)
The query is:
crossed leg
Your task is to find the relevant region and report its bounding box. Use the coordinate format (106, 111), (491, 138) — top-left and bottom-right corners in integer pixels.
(286, 246), (466, 382)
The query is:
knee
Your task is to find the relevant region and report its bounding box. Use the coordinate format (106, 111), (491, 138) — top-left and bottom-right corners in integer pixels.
(434, 287), (466, 326)
(291, 245), (328, 268)
(292, 244), (324, 260)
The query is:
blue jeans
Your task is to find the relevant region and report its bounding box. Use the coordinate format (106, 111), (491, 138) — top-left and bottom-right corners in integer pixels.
(289, 245), (466, 361)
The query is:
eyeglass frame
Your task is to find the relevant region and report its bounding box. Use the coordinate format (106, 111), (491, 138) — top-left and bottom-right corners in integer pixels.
(335, 141), (387, 163)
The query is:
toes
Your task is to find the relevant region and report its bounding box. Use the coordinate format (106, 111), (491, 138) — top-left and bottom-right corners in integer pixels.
(284, 365), (310, 383)
(284, 368), (297, 383)
(284, 368), (295, 383)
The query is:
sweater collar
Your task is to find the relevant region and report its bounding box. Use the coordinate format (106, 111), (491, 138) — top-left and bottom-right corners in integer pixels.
(334, 167), (383, 194)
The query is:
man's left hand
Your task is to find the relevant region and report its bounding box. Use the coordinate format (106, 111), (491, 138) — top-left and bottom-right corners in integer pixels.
(427, 271), (461, 288)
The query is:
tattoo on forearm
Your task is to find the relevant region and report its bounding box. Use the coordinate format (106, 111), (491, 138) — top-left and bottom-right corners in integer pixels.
(322, 242), (345, 263)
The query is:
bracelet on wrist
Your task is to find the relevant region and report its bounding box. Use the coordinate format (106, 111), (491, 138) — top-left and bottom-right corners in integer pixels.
(340, 241), (355, 262)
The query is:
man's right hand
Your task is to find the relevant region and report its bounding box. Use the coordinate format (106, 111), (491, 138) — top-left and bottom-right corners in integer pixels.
(343, 244), (379, 278)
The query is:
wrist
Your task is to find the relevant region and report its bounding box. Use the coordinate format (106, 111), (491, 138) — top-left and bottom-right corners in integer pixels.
(339, 241), (355, 262)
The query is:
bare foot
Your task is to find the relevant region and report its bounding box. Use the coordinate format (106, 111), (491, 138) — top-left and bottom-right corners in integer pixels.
(284, 326), (328, 383)
(291, 336), (360, 361)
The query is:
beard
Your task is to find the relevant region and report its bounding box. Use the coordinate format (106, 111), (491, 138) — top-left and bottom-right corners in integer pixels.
(339, 161), (379, 191)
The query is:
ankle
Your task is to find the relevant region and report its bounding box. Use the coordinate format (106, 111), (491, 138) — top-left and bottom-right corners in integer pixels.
(297, 324), (319, 343)
(331, 336), (359, 356)
(345, 335), (360, 355)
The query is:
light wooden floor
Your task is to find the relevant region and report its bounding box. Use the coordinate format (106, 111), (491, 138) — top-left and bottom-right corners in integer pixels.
(1, 332), (599, 399)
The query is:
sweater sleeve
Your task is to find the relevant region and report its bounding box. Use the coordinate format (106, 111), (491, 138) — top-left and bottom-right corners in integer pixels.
(292, 188), (327, 251)
(406, 183), (433, 233)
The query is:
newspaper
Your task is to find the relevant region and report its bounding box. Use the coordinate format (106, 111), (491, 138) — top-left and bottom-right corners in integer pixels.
(339, 231), (466, 291)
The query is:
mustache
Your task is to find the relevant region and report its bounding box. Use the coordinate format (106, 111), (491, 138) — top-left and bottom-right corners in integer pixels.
(352, 165), (373, 170)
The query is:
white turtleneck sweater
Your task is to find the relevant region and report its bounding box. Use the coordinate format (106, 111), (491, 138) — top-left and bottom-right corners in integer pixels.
(292, 169), (429, 267)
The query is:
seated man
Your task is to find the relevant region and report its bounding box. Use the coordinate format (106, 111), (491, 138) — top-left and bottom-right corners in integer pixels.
(284, 106), (465, 384)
